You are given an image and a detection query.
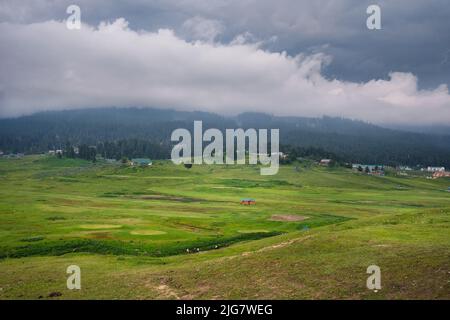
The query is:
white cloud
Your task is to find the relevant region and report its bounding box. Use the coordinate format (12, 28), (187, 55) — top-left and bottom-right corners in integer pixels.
(0, 18), (449, 124)
(181, 16), (224, 42)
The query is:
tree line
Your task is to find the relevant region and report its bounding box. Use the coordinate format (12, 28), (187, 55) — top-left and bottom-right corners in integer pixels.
(63, 143), (97, 162)
(1, 107), (450, 167)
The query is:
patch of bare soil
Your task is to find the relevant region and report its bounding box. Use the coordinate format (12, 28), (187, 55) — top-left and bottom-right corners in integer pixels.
(156, 284), (180, 299)
(269, 214), (308, 222)
(152, 277), (181, 299)
(180, 284), (212, 300)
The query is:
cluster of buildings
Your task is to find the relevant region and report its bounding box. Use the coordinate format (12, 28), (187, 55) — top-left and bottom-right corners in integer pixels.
(345, 162), (450, 181)
(423, 166), (446, 173)
(422, 166), (450, 179)
(432, 171), (450, 179)
(352, 164), (385, 176)
(398, 165), (450, 179)
(314, 159), (450, 180)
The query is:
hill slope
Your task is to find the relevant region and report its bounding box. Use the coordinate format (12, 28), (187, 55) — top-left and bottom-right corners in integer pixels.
(0, 156), (449, 299)
(1, 107), (450, 166)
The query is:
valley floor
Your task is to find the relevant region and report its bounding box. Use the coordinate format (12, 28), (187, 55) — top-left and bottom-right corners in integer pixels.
(0, 156), (449, 299)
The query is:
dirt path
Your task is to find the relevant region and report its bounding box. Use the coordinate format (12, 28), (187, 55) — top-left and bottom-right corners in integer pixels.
(241, 235), (313, 256)
(149, 234), (314, 299)
(155, 284), (181, 299)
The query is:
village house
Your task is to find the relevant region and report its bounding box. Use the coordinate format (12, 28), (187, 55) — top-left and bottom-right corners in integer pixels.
(248, 152), (287, 160)
(273, 152), (288, 160)
(131, 158), (152, 167)
(426, 166), (445, 172)
(320, 159), (332, 166)
(432, 171), (450, 179)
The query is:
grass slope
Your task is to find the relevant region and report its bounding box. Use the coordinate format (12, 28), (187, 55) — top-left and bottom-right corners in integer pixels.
(0, 156), (449, 299)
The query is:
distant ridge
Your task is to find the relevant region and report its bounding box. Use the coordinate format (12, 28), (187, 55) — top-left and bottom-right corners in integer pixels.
(1, 107), (450, 167)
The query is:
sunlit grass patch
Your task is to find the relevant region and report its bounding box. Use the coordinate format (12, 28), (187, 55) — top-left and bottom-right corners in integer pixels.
(130, 230), (167, 236)
(79, 224), (122, 230)
(238, 229), (270, 233)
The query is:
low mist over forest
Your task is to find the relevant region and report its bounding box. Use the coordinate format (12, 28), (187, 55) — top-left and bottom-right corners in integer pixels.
(1, 107), (450, 167)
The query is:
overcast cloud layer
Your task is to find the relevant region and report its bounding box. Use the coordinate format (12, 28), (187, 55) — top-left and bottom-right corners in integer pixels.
(1, 1), (450, 124)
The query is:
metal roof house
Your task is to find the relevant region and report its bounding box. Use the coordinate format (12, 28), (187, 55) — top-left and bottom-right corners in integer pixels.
(131, 158), (152, 166)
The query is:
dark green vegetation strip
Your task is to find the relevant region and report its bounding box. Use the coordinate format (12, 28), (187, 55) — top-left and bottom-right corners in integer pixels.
(0, 232), (282, 259)
(20, 236), (45, 242)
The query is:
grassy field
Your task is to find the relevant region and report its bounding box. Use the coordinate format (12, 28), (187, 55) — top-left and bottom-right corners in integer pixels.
(0, 155), (449, 299)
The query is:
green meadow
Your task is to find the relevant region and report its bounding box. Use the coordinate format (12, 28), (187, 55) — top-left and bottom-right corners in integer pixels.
(0, 155), (449, 299)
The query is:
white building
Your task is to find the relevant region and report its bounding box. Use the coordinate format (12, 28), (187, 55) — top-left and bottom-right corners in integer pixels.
(320, 159), (332, 166)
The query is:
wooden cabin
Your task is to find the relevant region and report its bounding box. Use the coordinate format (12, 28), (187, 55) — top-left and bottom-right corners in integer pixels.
(240, 198), (256, 205)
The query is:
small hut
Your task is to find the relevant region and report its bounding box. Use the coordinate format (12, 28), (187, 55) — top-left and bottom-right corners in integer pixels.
(240, 198), (256, 205)
(319, 159), (332, 166)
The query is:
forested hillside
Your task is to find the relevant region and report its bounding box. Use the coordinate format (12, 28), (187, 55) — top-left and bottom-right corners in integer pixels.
(1, 108), (450, 167)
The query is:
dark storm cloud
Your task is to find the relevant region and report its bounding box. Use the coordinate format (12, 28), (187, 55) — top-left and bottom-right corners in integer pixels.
(0, 0), (449, 123)
(2, 0), (449, 87)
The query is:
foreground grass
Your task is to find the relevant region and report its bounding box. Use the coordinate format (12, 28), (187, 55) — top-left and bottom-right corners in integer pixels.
(0, 156), (449, 299)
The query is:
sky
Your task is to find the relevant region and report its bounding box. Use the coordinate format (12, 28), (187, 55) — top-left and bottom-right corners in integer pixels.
(0, 0), (450, 124)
